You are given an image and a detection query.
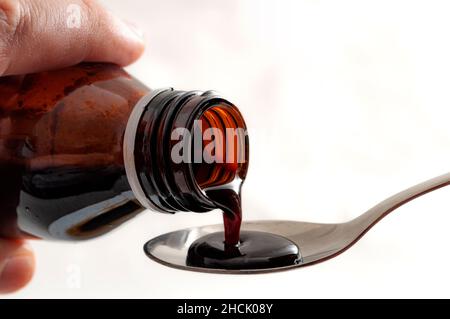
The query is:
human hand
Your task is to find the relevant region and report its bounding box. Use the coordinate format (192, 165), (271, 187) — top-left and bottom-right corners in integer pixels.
(0, 0), (145, 293)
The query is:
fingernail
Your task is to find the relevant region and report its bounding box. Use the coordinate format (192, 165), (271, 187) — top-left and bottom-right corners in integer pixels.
(0, 255), (34, 293)
(123, 20), (145, 42)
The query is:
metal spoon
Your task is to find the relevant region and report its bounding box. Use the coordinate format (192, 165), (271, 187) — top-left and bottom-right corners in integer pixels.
(144, 172), (450, 274)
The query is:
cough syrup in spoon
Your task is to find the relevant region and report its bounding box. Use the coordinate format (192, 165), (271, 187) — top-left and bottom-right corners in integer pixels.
(165, 104), (300, 270)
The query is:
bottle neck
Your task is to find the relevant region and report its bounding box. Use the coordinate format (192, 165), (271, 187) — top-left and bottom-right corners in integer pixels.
(124, 88), (249, 213)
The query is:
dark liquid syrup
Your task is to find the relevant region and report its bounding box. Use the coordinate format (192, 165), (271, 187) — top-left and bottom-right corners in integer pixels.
(185, 103), (301, 269)
(182, 105), (301, 270)
(185, 186), (301, 270)
(187, 230), (300, 270)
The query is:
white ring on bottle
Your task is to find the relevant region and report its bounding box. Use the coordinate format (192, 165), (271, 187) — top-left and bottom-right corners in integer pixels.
(123, 88), (172, 211)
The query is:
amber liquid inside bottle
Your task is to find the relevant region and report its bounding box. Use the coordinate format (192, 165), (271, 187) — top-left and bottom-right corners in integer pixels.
(0, 63), (150, 239)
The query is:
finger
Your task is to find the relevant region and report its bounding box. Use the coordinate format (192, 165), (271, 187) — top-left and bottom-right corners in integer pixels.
(0, 239), (35, 294)
(0, 0), (145, 76)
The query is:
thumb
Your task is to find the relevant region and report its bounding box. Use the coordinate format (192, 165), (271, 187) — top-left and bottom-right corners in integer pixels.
(0, 239), (35, 294)
(0, 0), (145, 76)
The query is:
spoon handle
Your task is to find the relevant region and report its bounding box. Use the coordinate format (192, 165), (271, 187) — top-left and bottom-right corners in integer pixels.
(349, 172), (450, 233)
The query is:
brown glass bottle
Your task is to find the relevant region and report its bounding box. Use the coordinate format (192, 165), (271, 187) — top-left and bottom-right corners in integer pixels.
(0, 62), (248, 241)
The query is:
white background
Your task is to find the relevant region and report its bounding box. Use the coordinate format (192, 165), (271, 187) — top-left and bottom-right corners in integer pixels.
(9, 0), (450, 298)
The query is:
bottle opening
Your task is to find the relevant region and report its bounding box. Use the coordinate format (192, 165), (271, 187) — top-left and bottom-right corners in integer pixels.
(125, 89), (249, 214)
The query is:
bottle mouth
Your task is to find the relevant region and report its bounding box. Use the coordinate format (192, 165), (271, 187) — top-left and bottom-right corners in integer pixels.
(124, 88), (249, 214)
